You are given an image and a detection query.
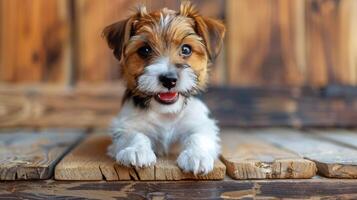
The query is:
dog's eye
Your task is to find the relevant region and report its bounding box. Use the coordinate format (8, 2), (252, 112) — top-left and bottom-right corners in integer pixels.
(181, 44), (192, 57)
(137, 45), (152, 58)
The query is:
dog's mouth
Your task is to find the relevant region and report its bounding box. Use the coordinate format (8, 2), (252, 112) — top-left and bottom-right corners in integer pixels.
(154, 92), (179, 104)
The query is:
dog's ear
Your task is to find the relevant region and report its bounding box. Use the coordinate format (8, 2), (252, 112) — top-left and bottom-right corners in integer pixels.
(195, 17), (225, 62)
(180, 1), (226, 62)
(102, 17), (134, 61)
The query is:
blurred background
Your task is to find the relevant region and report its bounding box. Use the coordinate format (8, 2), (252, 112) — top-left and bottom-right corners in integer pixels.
(0, 0), (357, 129)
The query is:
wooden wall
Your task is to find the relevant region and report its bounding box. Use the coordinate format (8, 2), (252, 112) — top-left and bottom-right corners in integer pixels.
(0, 0), (356, 88)
(0, 0), (71, 83)
(0, 0), (225, 85)
(1, 0), (357, 128)
(227, 0), (357, 87)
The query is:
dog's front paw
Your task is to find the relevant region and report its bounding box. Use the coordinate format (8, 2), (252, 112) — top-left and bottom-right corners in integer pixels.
(177, 149), (214, 175)
(115, 147), (156, 168)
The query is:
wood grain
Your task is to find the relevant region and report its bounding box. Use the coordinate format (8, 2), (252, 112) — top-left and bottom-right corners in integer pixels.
(305, 0), (356, 86)
(1, 0), (357, 87)
(0, 130), (83, 180)
(55, 133), (225, 180)
(75, 0), (138, 83)
(255, 129), (357, 178)
(350, 0), (357, 85)
(311, 129), (357, 150)
(220, 129), (316, 179)
(0, 83), (125, 128)
(203, 86), (357, 127)
(0, 0), (71, 83)
(226, 0), (305, 86)
(55, 134), (138, 180)
(155, 156), (226, 180)
(3, 179), (357, 199)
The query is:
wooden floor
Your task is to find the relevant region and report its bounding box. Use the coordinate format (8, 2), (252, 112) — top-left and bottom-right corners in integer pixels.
(1, 128), (357, 199)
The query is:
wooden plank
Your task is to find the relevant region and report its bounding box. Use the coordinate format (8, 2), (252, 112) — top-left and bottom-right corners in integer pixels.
(54, 134), (139, 180)
(311, 129), (357, 149)
(342, 0), (357, 86)
(226, 0), (269, 86)
(255, 129), (357, 178)
(220, 129), (316, 179)
(351, 0), (357, 85)
(305, 0), (356, 86)
(0, 130), (83, 180)
(3, 178), (357, 199)
(0, 0), (71, 83)
(279, 0), (306, 86)
(226, 0), (305, 86)
(75, 0), (138, 83)
(155, 157), (225, 181)
(55, 133), (225, 180)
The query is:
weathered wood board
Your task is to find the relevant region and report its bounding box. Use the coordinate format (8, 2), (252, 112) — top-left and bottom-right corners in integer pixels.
(226, 0), (305, 87)
(155, 156), (225, 180)
(3, 178), (357, 199)
(255, 129), (357, 178)
(305, 0), (357, 86)
(220, 129), (316, 179)
(310, 129), (357, 149)
(55, 134), (226, 181)
(0, 130), (83, 180)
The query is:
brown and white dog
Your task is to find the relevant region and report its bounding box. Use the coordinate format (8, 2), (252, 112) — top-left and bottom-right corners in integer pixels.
(103, 1), (225, 175)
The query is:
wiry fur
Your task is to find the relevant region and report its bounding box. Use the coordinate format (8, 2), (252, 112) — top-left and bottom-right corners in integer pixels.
(104, 1), (225, 175)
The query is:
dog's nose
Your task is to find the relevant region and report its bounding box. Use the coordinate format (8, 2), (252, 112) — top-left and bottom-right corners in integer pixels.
(159, 73), (177, 89)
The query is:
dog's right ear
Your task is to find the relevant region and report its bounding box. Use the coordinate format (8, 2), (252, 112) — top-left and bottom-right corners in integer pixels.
(102, 17), (134, 61)
(180, 1), (225, 63)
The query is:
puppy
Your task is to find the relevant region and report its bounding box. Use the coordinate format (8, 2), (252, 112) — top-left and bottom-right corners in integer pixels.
(103, 1), (225, 175)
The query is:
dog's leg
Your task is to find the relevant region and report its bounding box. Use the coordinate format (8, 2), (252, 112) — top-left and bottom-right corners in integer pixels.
(109, 132), (156, 167)
(177, 120), (220, 175)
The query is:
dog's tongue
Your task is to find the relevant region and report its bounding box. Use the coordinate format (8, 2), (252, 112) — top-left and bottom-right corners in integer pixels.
(157, 92), (178, 102)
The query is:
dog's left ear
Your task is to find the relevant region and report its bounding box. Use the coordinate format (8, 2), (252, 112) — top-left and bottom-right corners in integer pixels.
(180, 1), (226, 62)
(195, 17), (225, 62)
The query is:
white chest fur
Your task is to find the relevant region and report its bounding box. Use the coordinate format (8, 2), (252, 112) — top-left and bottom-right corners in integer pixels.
(109, 96), (220, 174)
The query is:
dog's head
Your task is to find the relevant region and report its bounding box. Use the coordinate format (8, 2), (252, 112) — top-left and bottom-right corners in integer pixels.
(103, 1), (225, 113)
